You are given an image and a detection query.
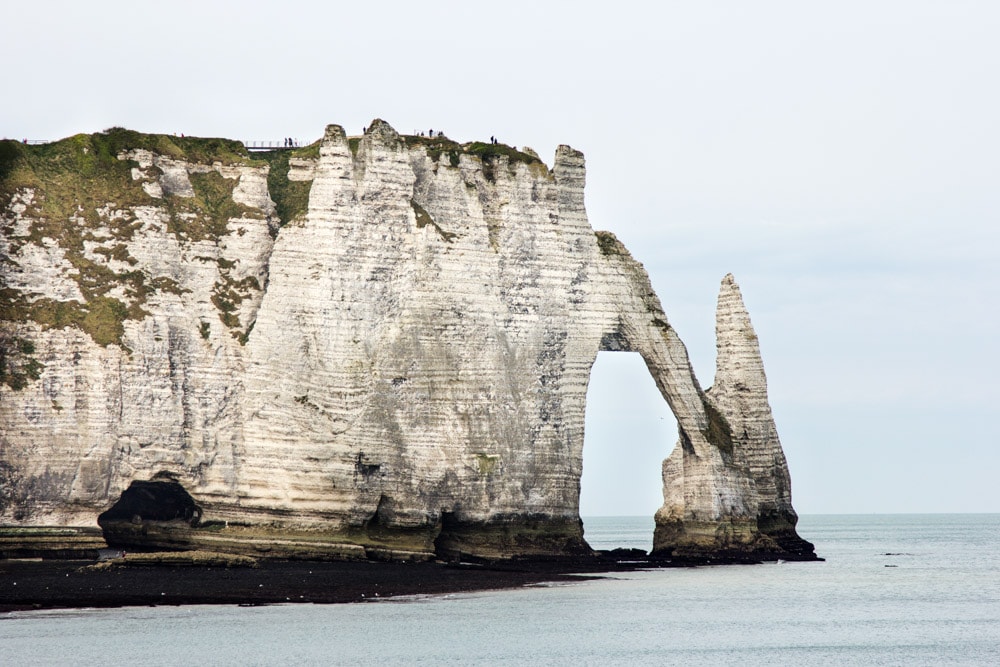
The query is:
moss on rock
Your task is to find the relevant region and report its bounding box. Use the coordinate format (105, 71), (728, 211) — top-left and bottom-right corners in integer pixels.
(253, 148), (313, 228)
(402, 134), (546, 179)
(1, 129), (269, 353)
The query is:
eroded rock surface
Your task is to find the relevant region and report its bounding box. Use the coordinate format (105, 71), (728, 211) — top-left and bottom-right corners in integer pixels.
(694, 274), (815, 558)
(0, 122), (815, 562)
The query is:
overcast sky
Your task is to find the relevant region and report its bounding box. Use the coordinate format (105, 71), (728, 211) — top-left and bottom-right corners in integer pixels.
(4, 1), (998, 515)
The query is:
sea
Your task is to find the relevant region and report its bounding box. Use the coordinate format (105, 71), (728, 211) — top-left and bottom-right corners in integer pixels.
(2, 514), (998, 666)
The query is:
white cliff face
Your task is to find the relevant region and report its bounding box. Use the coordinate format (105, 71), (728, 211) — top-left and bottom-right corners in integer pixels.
(703, 274), (813, 556)
(0, 123), (813, 560)
(710, 274), (789, 509)
(1, 137), (276, 524)
(238, 123), (606, 538)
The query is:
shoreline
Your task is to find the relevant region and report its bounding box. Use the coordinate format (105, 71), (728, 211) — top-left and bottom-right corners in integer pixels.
(1, 545), (819, 614)
(0, 557), (612, 614)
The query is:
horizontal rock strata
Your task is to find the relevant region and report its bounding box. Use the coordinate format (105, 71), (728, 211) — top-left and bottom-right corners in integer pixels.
(0, 122), (815, 562)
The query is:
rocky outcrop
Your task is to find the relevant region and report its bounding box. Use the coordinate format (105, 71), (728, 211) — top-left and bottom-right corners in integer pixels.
(0, 122), (815, 562)
(691, 274), (815, 558)
(97, 476), (203, 551)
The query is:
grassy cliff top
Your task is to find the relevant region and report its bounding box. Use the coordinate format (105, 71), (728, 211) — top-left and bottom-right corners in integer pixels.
(1, 127), (546, 189)
(1, 129), (252, 184)
(0, 129), (269, 358)
(401, 133), (543, 167)
(0, 126), (550, 381)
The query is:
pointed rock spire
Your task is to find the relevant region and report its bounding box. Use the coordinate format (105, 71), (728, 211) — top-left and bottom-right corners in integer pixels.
(713, 273), (768, 399)
(708, 273), (816, 558)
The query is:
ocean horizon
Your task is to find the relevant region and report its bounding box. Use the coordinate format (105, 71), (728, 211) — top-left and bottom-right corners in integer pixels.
(3, 513), (998, 665)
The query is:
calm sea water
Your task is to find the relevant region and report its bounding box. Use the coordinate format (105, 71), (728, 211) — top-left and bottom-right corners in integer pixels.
(3, 514), (999, 666)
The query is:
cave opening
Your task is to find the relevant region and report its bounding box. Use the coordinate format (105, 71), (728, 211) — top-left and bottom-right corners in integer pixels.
(580, 352), (677, 553)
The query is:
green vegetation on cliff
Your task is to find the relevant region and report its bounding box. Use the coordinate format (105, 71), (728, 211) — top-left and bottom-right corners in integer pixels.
(0, 126), (551, 372)
(702, 399), (735, 460)
(0, 129), (251, 198)
(1, 134), (156, 350)
(0, 129), (264, 358)
(0, 334), (42, 390)
(594, 231), (624, 256)
(402, 134), (548, 180)
(252, 144), (319, 228)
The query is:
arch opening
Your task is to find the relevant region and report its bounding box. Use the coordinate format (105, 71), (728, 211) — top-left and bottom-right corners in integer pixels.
(580, 351), (678, 553)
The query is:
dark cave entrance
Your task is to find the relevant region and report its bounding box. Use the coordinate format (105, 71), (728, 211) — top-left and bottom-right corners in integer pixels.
(580, 352), (677, 552)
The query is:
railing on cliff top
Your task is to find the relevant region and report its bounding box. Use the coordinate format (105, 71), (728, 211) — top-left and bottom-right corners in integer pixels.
(243, 140), (303, 152)
(5, 139), (306, 151)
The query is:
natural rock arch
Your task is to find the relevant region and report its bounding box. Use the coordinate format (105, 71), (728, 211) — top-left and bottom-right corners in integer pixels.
(589, 264), (814, 560)
(578, 351), (671, 528)
(0, 120), (814, 562)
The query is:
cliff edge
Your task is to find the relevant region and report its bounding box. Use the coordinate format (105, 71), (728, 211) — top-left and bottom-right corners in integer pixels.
(0, 121), (815, 562)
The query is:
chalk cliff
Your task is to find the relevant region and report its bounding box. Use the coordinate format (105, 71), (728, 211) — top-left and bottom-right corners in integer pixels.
(653, 274), (812, 559)
(0, 121), (815, 562)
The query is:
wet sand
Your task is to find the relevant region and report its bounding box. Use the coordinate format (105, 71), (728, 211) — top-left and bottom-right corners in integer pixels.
(0, 558), (606, 613)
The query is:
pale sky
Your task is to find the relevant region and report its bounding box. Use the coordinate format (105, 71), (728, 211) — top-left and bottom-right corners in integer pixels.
(4, 1), (998, 515)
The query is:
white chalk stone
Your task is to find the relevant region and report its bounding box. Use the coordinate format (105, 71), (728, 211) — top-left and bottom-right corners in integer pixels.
(0, 122), (810, 559)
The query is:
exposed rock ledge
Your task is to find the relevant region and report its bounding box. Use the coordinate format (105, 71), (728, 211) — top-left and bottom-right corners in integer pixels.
(0, 121), (816, 563)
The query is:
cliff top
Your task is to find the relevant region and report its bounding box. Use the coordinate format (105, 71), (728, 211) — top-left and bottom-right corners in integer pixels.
(1, 124), (550, 225)
(0, 122), (561, 360)
(1, 124), (546, 173)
